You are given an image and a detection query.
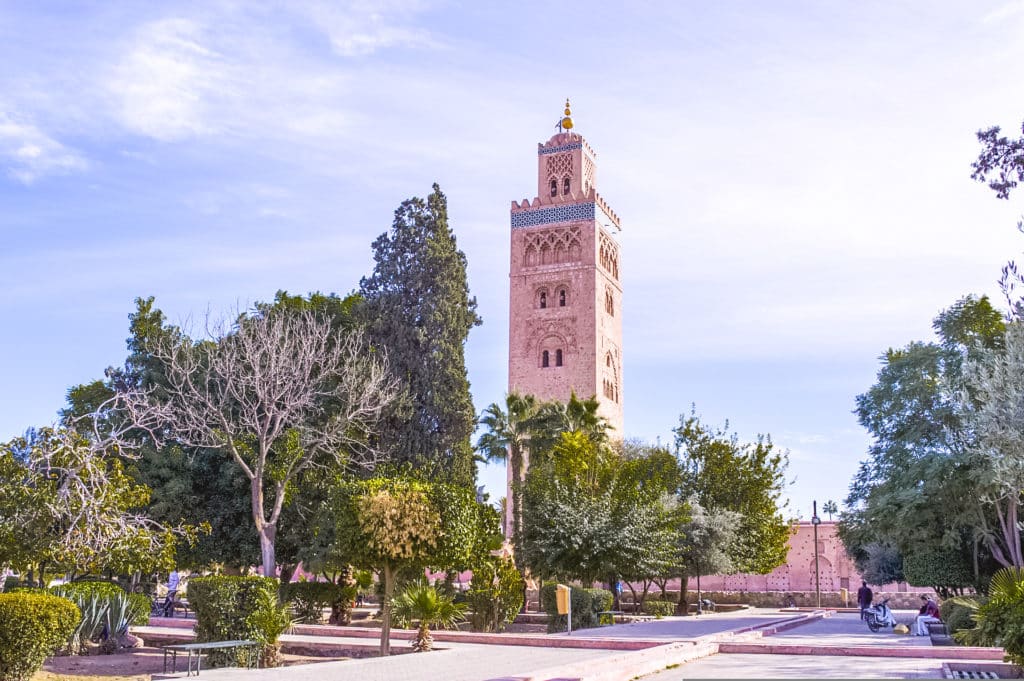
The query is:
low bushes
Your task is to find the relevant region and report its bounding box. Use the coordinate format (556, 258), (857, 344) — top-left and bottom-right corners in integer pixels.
(940, 596), (985, 637)
(641, 599), (676, 618)
(0, 592), (80, 681)
(279, 581), (355, 625)
(466, 557), (523, 633)
(190, 576), (291, 668)
(541, 584), (614, 632)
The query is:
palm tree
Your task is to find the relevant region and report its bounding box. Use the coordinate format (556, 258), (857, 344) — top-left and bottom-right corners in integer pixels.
(822, 500), (838, 521)
(476, 392), (541, 543)
(392, 581), (466, 652)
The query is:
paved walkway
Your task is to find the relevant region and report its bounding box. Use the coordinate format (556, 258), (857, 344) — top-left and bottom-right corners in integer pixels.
(766, 612), (933, 648)
(158, 641), (613, 681)
(145, 609), (998, 680)
(577, 608), (807, 640)
(636, 653), (949, 679)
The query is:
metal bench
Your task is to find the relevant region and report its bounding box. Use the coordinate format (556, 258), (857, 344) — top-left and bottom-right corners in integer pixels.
(162, 640), (259, 676)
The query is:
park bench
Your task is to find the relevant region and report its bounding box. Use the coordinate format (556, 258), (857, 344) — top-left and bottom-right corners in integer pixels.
(162, 640), (259, 676)
(927, 621), (955, 646)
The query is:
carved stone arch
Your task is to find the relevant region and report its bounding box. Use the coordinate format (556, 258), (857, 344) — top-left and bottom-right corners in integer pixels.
(538, 332), (568, 369)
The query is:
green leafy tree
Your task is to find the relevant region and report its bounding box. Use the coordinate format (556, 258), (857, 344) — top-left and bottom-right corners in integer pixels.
(822, 500), (838, 521)
(674, 497), (740, 611)
(520, 431), (679, 587)
(673, 410), (791, 574)
(0, 428), (192, 578)
(841, 296), (1007, 583)
(391, 580), (467, 652)
(466, 555), (523, 633)
(959, 321), (1024, 568)
(329, 475), (482, 656)
(360, 184), (482, 487)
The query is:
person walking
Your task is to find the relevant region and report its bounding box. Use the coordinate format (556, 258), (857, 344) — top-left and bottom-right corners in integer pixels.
(857, 581), (873, 620)
(162, 569), (180, 617)
(915, 594), (941, 636)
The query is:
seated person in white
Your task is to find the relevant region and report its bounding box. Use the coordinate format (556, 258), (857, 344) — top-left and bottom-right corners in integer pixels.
(914, 594), (941, 635)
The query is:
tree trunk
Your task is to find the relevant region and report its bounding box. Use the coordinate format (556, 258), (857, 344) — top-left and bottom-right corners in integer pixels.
(608, 574), (620, 611)
(624, 581), (638, 613)
(258, 524), (277, 578)
(380, 564), (394, 656)
(677, 576), (690, 614)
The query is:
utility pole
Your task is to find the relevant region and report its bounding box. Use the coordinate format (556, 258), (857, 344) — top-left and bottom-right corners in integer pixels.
(812, 500), (821, 609)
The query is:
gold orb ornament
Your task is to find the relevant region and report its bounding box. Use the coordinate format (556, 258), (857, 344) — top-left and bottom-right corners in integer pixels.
(561, 98), (574, 130)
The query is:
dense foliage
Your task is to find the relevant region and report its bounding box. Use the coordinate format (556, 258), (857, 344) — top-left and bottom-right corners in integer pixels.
(641, 599), (676, 617)
(674, 412), (791, 574)
(539, 583), (612, 632)
(360, 184), (481, 487)
(466, 555), (523, 633)
(279, 580), (355, 624)
(189, 576), (291, 668)
(0, 592), (80, 681)
(840, 296), (1006, 589)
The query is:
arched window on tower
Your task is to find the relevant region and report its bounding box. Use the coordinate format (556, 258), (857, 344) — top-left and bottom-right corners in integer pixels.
(539, 291), (547, 309)
(559, 289), (566, 307)
(542, 350), (550, 368)
(563, 177), (571, 195)
(605, 290), (614, 316)
(550, 179), (557, 197)
(555, 349), (563, 367)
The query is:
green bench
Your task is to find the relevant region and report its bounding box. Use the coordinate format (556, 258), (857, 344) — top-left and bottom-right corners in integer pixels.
(162, 640), (259, 676)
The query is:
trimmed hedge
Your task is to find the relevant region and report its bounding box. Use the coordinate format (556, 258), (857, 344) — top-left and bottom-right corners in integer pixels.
(541, 584), (613, 632)
(190, 576), (288, 667)
(641, 599), (675, 618)
(0, 592), (81, 681)
(279, 581), (354, 624)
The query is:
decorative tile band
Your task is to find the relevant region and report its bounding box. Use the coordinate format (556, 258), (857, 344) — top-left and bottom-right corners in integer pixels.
(512, 202), (595, 229)
(538, 143), (582, 156)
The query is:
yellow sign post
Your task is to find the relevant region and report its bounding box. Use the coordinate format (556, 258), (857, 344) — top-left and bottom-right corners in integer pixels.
(556, 584), (572, 635)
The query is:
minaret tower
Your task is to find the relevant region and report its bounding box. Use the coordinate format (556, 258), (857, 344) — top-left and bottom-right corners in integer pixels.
(507, 101), (623, 432)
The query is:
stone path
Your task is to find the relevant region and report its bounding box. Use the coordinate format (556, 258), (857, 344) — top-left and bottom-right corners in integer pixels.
(635, 653), (949, 679)
(144, 609), (1000, 680)
(157, 641), (613, 681)
(766, 611), (933, 648)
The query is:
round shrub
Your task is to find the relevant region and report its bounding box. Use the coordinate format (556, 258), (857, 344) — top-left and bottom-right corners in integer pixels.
(540, 583), (601, 632)
(0, 592), (81, 681)
(641, 599), (676, 618)
(940, 596), (985, 636)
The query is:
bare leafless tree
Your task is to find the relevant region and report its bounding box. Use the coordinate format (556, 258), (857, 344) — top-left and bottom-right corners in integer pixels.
(115, 308), (399, 577)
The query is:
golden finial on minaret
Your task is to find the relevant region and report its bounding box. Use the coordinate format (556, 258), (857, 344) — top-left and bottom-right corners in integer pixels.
(560, 98), (574, 130)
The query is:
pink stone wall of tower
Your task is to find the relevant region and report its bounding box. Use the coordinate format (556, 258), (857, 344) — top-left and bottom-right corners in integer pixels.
(505, 129), (624, 536)
(508, 131), (623, 430)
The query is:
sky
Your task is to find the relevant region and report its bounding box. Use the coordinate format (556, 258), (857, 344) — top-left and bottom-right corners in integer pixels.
(2, 1), (1024, 521)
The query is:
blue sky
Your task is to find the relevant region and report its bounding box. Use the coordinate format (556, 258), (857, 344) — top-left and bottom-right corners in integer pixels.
(2, 1), (1023, 519)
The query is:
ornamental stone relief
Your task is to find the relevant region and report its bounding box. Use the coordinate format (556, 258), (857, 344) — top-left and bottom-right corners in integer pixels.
(523, 226), (582, 266)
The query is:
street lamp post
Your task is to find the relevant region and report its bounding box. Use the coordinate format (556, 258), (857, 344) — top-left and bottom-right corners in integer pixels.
(812, 500), (821, 609)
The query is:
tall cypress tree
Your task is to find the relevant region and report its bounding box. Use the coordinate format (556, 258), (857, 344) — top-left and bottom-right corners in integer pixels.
(360, 184), (482, 487)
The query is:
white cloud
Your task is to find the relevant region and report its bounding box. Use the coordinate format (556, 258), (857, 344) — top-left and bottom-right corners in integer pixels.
(302, 1), (440, 57)
(106, 18), (226, 141)
(0, 112), (87, 183)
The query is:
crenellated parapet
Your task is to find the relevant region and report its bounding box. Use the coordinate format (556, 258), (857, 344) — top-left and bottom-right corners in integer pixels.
(509, 191), (621, 230)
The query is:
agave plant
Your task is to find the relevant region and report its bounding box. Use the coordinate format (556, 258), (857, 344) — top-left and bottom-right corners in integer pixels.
(52, 589), (107, 654)
(392, 581), (466, 652)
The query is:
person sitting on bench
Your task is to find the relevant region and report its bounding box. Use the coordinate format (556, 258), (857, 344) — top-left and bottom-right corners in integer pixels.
(914, 594), (941, 636)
